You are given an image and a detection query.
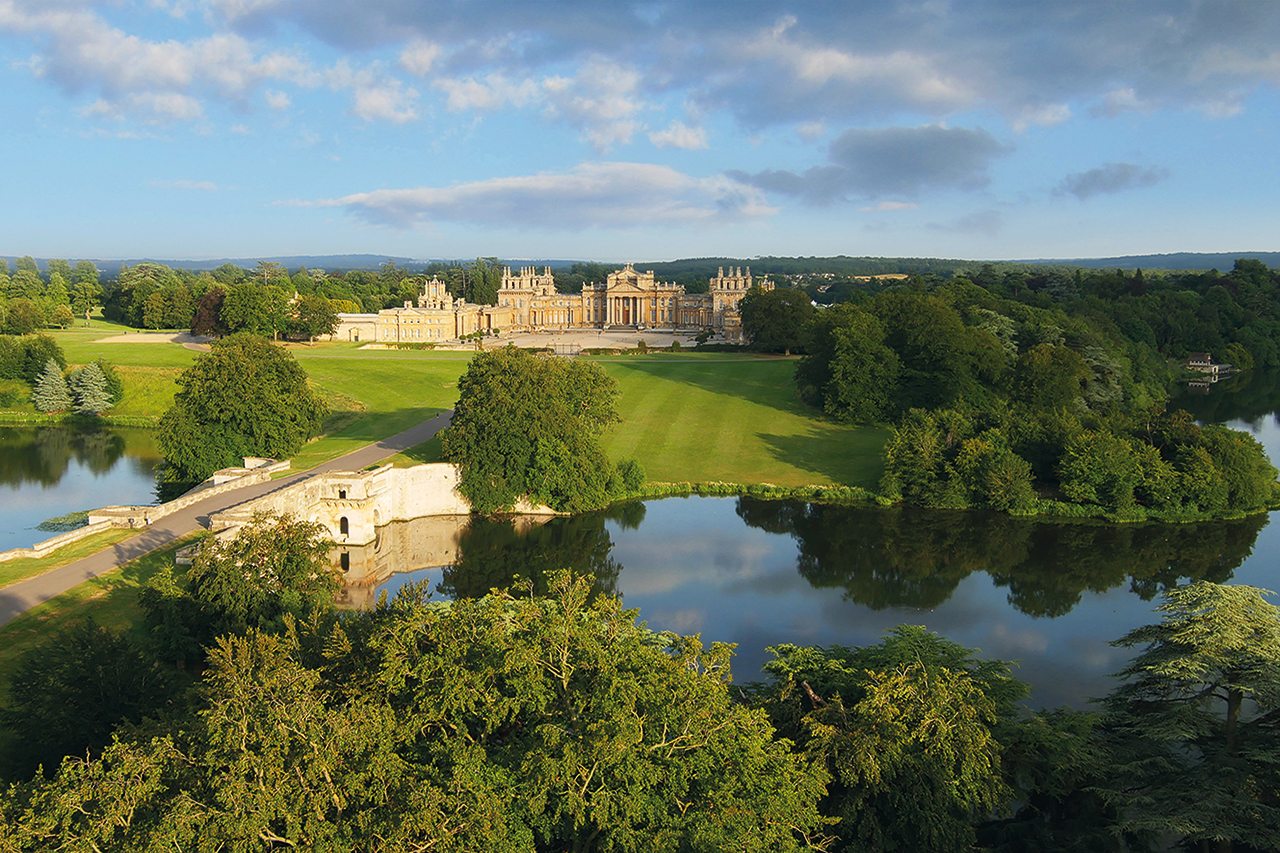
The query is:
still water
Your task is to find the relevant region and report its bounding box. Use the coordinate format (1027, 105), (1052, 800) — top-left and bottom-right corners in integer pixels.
(368, 371), (1280, 708)
(0, 426), (162, 551)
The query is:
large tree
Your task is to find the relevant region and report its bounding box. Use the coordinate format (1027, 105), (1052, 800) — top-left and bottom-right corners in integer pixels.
(0, 621), (172, 780)
(158, 334), (326, 481)
(1099, 582), (1280, 852)
(739, 287), (816, 353)
(758, 626), (1026, 851)
(441, 346), (637, 513)
(2, 575), (833, 851)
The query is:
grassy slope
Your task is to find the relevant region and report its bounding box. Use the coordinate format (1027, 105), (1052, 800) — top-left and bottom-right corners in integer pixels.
(0, 541), (194, 694)
(0, 527), (139, 589)
(14, 332), (886, 486)
(595, 354), (886, 488)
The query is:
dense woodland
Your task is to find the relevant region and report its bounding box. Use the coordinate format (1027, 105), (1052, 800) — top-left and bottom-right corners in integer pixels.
(740, 259), (1280, 520)
(0, 514), (1277, 851)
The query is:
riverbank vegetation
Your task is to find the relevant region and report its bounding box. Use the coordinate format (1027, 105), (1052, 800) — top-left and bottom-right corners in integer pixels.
(1, 514), (1276, 851)
(442, 347), (645, 513)
(747, 260), (1280, 520)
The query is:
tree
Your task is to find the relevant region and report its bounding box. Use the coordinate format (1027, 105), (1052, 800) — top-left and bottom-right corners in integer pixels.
(190, 286), (226, 336)
(3, 298), (43, 334)
(441, 346), (634, 513)
(143, 513), (338, 651)
(289, 294), (339, 342)
(68, 362), (112, 415)
(18, 334), (65, 383)
(740, 287), (816, 353)
(221, 284), (290, 338)
(1099, 583), (1280, 851)
(4, 576), (834, 850)
(796, 304), (900, 422)
(760, 627), (1026, 851)
(32, 359), (71, 412)
(0, 621), (172, 779)
(1012, 343), (1090, 409)
(94, 357), (124, 404)
(48, 304), (74, 329)
(158, 334), (327, 481)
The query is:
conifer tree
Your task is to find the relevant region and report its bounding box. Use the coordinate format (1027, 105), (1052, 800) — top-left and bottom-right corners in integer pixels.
(69, 362), (112, 414)
(32, 358), (71, 412)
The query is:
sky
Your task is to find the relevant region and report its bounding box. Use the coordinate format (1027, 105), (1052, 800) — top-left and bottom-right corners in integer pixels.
(1, 0), (1279, 262)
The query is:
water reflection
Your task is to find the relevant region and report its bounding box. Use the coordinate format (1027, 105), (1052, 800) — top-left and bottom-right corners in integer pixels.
(734, 500), (1265, 618)
(0, 426), (162, 550)
(0, 426), (136, 488)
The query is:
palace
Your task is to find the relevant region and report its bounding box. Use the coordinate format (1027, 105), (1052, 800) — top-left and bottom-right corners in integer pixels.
(329, 263), (772, 343)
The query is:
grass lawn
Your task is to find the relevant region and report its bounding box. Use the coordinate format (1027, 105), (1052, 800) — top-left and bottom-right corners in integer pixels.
(0, 540), (196, 695)
(0, 527), (139, 589)
(593, 353), (887, 488)
(7, 332), (888, 487)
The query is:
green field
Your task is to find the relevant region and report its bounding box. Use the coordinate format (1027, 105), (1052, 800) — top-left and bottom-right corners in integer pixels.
(12, 330), (887, 487)
(0, 527), (139, 589)
(0, 540), (197, 695)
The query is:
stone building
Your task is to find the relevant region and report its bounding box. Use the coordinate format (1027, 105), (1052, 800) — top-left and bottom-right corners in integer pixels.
(330, 263), (772, 343)
(328, 276), (513, 343)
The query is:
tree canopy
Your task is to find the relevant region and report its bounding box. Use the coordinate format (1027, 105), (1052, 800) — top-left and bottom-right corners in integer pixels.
(157, 334), (326, 481)
(441, 346), (641, 513)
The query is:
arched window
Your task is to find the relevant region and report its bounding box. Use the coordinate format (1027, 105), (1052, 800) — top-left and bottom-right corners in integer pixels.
(339, 552), (350, 572)
(339, 517), (349, 536)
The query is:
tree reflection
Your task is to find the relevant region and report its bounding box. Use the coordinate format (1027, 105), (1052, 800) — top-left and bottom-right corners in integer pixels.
(735, 497), (1268, 618)
(1171, 370), (1280, 427)
(438, 511), (622, 600)
(0, 426), (136, 488)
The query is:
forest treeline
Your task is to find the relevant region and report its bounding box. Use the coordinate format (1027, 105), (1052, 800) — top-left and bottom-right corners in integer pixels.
(0, 513), (1277, 851)
(738, 259), (1280, 521)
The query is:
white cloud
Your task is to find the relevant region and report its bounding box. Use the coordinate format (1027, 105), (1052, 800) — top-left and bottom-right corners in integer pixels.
(294, 161), (775, 228)
(648, 120), (707, 150)
(399, 38), (441, 76)
(264, 88), (289, 109)
(542, 58), (647, 150)
(435, 72), (539, 111)
(1013, 103), (1071, 132)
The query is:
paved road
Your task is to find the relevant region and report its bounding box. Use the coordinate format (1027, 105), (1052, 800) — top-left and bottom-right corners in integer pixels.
(0, 410), (453, 628)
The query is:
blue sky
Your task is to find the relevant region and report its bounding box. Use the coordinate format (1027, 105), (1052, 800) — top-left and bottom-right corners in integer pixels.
(1, 0), (1278, 262)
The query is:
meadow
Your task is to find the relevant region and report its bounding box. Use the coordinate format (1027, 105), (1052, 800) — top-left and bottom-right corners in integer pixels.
(8, 327), (887, 487)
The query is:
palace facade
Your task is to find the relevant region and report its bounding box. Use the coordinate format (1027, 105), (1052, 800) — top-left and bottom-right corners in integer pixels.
(329, 263), (772, 343)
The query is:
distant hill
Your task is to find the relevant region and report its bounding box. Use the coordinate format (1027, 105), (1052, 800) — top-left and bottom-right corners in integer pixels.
(1016, 252), (1280, 271)
(0, 255), (592, 277)
(2, 251), (1275, 279)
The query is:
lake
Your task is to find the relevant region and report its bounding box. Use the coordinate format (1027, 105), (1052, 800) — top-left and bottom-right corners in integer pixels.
(361, 371), (1280, 708)
(0, 426), (162, 551)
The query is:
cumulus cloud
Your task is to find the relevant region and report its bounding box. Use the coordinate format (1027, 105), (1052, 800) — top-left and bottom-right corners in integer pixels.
(648, 120), (708, 150)
(1057, 162), (1169, 199)
(9, 1), (1280, 140)
(399, 37), (440, 76)
(263, 88), (290, 109)
(733, 124), (1008, 203)
(294, 161), (774, 228)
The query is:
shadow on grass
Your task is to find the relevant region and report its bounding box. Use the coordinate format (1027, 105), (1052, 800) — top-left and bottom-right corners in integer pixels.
(604, 356), (807, 415)
(758, 426), (888, 489)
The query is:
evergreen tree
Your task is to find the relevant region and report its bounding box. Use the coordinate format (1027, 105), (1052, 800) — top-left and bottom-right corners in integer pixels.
(69, 362), (112, 414)
(1099, 582), (1280, 851)
(32, 359), (71, 412)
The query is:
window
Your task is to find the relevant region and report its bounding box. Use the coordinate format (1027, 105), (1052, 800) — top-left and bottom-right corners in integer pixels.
(339, 552), (350, 572)
(338, 489), (347, 500)
(339, 517), (349, 536)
